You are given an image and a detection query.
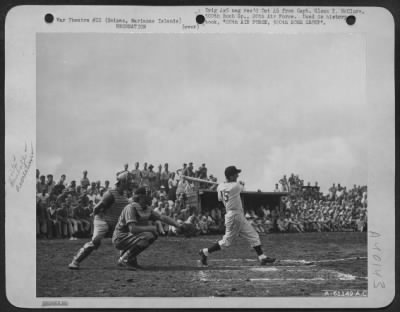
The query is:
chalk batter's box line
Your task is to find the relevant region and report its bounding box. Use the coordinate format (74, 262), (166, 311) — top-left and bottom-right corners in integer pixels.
(209, 256), (367, 263)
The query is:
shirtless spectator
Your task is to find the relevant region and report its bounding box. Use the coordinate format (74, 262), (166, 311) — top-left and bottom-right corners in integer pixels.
(116, 163), (129, 177)
(80, 170), (90, 190)
(160, 163), (170, 191)
(130, 162), (142, 189)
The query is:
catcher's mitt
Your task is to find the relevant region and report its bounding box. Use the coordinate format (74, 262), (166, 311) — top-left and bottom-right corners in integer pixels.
(178, 223), (197, 238)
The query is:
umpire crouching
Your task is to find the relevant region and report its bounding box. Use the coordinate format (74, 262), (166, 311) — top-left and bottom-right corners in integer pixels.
(112, 187), (182, 270)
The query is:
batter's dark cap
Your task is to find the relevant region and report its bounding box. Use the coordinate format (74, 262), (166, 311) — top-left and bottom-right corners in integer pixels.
(135, 187), (147, 196)
(225, 166), (241, 178)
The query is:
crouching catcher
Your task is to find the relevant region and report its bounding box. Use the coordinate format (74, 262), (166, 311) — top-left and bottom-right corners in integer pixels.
(112, 187), (183, 270)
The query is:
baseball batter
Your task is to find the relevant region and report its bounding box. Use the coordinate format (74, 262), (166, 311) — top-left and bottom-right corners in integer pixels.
(199, 166), (276, 266)
(68, 172), (132, 269)
(112, 187), (183, 270)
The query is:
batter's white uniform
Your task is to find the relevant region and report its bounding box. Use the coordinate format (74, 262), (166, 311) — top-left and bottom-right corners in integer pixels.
(217, 181), (261, 248)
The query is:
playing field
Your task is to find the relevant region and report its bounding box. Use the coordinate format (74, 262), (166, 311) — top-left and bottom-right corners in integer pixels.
(37, 232), (367, 297)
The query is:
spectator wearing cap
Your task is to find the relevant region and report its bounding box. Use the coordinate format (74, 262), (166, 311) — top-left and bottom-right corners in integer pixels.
(80, 170), (90, 190)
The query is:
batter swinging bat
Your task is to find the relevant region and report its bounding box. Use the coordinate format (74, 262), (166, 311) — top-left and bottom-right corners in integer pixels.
(182, 175), (219, 185)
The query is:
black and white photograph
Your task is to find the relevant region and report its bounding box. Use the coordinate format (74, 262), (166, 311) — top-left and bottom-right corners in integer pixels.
(4, 5), (395, 309)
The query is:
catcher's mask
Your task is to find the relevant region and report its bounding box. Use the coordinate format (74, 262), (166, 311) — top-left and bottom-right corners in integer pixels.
(133, 187), (152, 207)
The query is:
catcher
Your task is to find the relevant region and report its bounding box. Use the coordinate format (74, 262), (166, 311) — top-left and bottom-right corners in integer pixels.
(112, 187), (194, 270)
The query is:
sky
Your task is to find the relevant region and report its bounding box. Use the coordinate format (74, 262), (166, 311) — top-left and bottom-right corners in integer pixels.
(37, 33), (367, 192)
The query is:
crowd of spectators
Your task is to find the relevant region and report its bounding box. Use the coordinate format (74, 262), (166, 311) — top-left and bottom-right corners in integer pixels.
(245, 173), (368, 234)
(36, 162), (223, 239)
(37, 165), (368, 239)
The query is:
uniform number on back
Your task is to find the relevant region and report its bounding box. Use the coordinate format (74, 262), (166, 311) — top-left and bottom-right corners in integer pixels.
(220, 190), (229, 203)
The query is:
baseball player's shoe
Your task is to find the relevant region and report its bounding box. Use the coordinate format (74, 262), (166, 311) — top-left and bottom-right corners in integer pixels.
(260, 257), (276, 265)
(117, 258), (137, 271)
(68, 260), (80, 270)
(199, 249), (208, 266)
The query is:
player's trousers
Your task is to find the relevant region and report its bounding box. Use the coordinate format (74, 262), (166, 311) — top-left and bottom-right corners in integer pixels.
(72, 215), (110, 263)
(218, 212), (261, 248)
(112, 231), (158, 263)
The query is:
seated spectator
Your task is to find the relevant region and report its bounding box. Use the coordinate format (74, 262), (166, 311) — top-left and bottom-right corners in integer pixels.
(277, 215), (289, 232)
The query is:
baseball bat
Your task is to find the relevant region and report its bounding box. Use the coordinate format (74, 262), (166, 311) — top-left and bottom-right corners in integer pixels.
(182, 175), (219, 185)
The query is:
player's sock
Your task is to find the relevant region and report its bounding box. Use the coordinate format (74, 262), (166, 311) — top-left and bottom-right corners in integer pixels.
(258, 254), (267, 261)
(207, 243), (221, 254)
(253, 245), (264, 256)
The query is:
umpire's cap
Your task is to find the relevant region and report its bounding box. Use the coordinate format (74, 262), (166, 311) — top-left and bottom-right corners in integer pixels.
(225, 166), (241, 178)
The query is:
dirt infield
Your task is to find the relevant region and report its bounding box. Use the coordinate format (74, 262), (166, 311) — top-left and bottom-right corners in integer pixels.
(37, 232), (367, 297)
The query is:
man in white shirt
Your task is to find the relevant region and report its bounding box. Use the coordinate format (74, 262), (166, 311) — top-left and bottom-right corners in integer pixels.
(199, 166), (276, 266)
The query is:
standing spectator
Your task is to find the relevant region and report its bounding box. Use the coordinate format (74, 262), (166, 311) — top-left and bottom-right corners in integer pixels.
(181, 163), (188, 176)
(199, 163), (208, 179)
(131, 162), (142, 189)
(187, 162), (195, 177)
(53, 174), (67, 196)
(37, 175), (48, 194)
(274, 183), (280, 192)
(160, 163), (170, 191)
(116, 163), (129, 177)
(168, 172), (177, 201)
(56, 202), (70, 238)
(155, 164), (163, 190)
(328, 183), (337, 201)
(47, 201), (61, 238)
(148, 164), (157, 192)
(80, 170), (90, 190)
(46, 174), (56, 195)
(103, 180), (110, 192)
(95, 180), (102, 193)
(36, 190), (51, 238)
(36, 169), (40, 183)
(141, 162), (150, 188)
